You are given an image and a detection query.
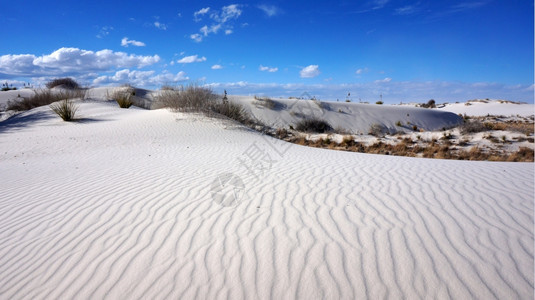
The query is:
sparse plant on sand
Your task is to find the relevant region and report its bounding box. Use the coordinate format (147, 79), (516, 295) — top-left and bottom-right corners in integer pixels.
(294, 117), (333, 133)
(7, 89), (82, 111)
(46, 78), (80, 89)
(1, 82), (17, 91)
(50, 99), (78, 121)
(112, 88), (134, 108)
(157, 83), (217, 112)
(369, 123), (387, 136)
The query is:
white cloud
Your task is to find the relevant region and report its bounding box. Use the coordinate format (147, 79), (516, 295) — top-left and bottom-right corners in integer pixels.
(300, 65), (320, 78)
(356, 67), (369, 75)
(194, 7), (210, 21)
(258, 5), (280, 17)
(177, 55), (207, 63)
(121, 37), (146, 47)
(200, 24), (222, 36)
(154, 21), (167, 30)
(259, 65), (278, 72)
(211, 64), (223, 70)
(94, 69), (188, 86)
(96, 26), (113, 39)
(0, 47), (160, 77)
(190, 34), (203, 42)
(191, 4), (242, 42)
(372, 0), (389, 10)
(375, 77), (392, 83)
(394, 5), (418, 15)
(211, 4), (242, 23)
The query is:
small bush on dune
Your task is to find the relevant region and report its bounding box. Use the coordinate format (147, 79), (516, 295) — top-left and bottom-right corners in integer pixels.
(461, 120), (487, 134)
(211, 101), (250, 124)
(157, 84), (217, 112)
(369, 123), (387, 136)
(50, 99), (78, 121)
(46, 78), (80, 89)
(294, 117), (333, 133)
(420, 99), (436, 108)
(7, 89), (80, 111)
(112, 88), (134, 108)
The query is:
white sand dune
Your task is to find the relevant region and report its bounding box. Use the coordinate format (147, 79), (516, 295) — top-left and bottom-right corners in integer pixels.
(0, 96), (533, 299)
(438, 100), (534, 117)
(231, 96), (463, 133)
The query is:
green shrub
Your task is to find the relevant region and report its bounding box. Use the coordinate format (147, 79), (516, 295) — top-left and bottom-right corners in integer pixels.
(50, 99), (78, 121)
(376, 101), (383, 105)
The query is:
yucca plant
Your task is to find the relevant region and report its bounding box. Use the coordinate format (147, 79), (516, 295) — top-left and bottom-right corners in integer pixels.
(50, 99), (78, 121)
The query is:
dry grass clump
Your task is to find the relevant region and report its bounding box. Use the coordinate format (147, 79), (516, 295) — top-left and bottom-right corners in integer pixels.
(50, 99), (78, 121)
(294, 117), (333, 133)
(157, 84), (217, 112)
(506, 147), (534, 162)
(460, 119), (487, 134)
(211, 101), (251, 124)
(46, 78), (80, 89)
(369, 123), (388, 136)
(7, 89), (83, 111)
(112, 88), (135, 108)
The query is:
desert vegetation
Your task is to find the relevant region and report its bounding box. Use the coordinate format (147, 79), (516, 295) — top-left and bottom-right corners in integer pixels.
(158, 83), (255, 126)
(50, 99), (78, 121)
(157, 84), (217, 113)
(294, 117), (333, 133)
(112, 87), (135, 108)
(46, 77), (80, 90)
(7, 89), (83, 111)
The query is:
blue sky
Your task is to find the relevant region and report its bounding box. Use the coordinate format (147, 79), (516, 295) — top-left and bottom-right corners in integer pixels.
(0, 0), (533, 103)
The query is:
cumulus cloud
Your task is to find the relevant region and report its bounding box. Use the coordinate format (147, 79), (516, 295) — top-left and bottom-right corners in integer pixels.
(211, 64), (223, 69)
(94, 69), (188, 86)
(0, 47), (160, 77)
(258, 5), (280, 17)
(177, 55), (207, 63)
(194, 7), (210, 22)
(191, 4), (242, 42)
(121, 37), (146, 47)
(300, 65), (320, 78)
(259, 65), (278, 72)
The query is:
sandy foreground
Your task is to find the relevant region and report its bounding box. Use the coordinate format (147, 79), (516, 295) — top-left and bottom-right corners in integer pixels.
(0, 95), (533, 299)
